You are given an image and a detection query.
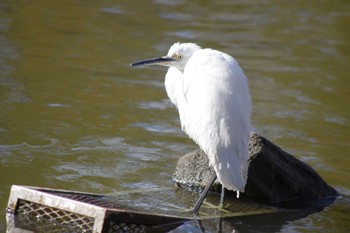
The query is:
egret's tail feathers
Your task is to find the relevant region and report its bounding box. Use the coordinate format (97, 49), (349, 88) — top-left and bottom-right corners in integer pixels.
(210, 146), (248, 195)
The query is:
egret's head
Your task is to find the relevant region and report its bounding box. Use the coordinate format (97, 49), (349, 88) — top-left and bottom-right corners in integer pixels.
(130, 42), (201, 71)
(166, 42), (201, 71)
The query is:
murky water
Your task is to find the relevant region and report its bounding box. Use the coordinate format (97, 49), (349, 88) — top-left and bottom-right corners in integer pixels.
(0, 0), (349, 232)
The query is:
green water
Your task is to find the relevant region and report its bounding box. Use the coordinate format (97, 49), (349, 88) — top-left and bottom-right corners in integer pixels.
(0, 0), (349, 232)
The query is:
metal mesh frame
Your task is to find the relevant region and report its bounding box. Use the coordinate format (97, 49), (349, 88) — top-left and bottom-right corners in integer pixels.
(15, 199), (94, 233)
(43, 190), (127, 210)
(6, 185), (187, 233)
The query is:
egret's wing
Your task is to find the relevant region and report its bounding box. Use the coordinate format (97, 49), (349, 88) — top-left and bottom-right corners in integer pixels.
(180, 49), (251, 192)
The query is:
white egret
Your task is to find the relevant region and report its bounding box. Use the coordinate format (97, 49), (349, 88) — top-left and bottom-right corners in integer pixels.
(130, 42), (251, 213)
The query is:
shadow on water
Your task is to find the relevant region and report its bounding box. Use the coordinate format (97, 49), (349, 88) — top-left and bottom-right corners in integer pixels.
(187, 199), (336, 233)
(164, 189), (337, 233)
(186, 209), (324, 233)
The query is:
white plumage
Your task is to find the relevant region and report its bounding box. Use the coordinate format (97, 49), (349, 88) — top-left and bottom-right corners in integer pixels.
(131, 42), (251, 197)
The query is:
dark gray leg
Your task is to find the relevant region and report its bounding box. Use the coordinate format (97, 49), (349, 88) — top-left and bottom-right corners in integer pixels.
(192, 172), (217, 214)
(219, 185), (225, 208)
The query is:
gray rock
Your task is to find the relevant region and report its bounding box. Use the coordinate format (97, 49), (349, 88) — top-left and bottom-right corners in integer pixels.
(172, 132), (338, 205)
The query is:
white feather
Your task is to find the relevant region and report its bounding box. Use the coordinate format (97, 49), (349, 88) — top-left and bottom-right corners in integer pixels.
(165, 44), (251, 193)
(134, 42), (251, 195)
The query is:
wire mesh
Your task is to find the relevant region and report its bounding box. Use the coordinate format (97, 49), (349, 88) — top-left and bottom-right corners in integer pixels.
(15, 199), (94, 233)
(107, 221), (147, 233)
(6, 186), (191, 232)
(11, 198), (153, 233)
(43, 190), (127, 209)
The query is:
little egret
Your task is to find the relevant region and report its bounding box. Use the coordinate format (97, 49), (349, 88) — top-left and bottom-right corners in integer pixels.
(131, 42), (251, 213)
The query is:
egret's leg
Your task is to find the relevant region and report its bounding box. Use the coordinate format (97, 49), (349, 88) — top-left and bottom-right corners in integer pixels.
(219, 185), (225, 208)
(192, 173), (217, 214)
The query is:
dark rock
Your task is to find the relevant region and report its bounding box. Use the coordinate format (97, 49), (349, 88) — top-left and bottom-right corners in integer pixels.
(172, 132), (338, 205)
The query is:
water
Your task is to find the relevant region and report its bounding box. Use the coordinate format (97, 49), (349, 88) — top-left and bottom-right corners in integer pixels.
(0, 0), (349, 232)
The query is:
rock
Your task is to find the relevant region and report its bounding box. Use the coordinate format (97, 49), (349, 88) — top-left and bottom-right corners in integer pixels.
(172, 132), (338, 205)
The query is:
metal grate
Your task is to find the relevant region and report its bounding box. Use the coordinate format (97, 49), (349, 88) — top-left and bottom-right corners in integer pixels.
(6, 185), (188, 233)
(15, 199), (94, 233)
(108, 221), (147, 233)
(43, 190), (128, 210)
(10, 198), (152, 233)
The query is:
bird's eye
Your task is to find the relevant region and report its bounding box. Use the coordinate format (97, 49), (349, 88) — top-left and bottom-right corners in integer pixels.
(171, 54), (183, 61)
(174, 55), (182, 61)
